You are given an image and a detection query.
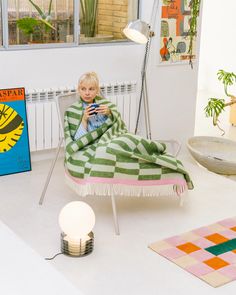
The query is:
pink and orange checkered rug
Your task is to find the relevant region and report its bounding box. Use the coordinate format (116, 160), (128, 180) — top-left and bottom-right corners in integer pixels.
(149, 217), (236, 287)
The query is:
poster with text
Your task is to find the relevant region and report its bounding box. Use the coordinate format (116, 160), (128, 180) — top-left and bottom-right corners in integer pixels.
(0, 88), (31, 176)
(158, 0), (197, 65)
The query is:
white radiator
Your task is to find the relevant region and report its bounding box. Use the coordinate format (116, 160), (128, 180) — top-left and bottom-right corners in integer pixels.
(26, 82), (137, 152)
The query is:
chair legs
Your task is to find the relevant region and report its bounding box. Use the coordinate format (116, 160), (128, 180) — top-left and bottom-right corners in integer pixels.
(39, 138), (63, 205)
(159, 139), (181, 156)
(111, 193), (120, 235)
(170, 140), (181, 157)
(39, 138), (181, 234)
(179, 191), (187, 207)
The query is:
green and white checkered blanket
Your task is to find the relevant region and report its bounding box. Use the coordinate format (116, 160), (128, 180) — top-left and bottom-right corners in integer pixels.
(64, 96), (193, 196)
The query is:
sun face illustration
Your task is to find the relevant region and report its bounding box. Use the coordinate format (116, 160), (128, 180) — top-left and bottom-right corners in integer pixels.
(0, 104), (24, 153)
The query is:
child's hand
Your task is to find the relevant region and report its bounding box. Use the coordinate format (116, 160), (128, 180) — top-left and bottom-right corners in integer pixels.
(96, 104), (111, 115)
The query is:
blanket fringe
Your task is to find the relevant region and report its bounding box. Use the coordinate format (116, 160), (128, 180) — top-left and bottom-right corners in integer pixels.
(65, 173), (187, 198)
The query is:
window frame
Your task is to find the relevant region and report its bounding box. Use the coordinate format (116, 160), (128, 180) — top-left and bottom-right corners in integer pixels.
(0, 0), (140, 51)
(0, 0), (5, 49)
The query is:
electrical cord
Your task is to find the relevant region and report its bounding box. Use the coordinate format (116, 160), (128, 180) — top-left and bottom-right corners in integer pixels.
(45, 252), (63, 260)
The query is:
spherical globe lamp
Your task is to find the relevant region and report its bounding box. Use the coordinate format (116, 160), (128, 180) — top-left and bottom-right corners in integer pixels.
(59, 201), (95, 257)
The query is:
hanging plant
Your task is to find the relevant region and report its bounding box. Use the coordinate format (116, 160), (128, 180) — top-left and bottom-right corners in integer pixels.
(187, 0), (201, 68)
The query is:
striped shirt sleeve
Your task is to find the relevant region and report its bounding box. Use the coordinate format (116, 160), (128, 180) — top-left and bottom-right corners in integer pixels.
(74, 123), (88, 140)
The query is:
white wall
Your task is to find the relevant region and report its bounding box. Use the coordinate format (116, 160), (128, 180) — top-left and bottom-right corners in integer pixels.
(0, 45), (142, 89)
(143, 0), (200, 143)
(0, 0), (200, 144)
(198, 0), (236, 94)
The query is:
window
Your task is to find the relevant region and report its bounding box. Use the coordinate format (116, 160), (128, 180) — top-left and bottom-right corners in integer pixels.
(8, 0), (74, 45)
(1, 0), (139, 49)
(79, 0), (139, 44)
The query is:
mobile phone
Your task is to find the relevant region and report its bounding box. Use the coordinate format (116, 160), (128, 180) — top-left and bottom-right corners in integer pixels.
(90, 103), (99, 115)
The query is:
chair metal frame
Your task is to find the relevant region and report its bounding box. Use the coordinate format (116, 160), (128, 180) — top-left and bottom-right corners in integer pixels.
(39, 92), (182, 236)
(38, 92), (120, 235)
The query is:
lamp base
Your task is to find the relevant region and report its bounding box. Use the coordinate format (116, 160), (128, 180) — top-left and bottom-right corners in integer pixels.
(61, 232), (94, 257)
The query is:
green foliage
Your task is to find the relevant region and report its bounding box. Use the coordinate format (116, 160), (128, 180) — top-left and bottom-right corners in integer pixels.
(16, 0), (55, 42)
(80, 0), (98, 37)
(16, 17), (40, 35)
(28, 0), (52, 19)
(204, 69), (236, 134)
(217, 69), (236, 97)
(188, 0), (201, 68)
(29, 0), (44, 17)
(204, 98), (225, 126)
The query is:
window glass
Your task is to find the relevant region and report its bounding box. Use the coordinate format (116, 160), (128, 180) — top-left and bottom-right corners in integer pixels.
(8, 0), (74, 45)
(79, 0), (139, 44)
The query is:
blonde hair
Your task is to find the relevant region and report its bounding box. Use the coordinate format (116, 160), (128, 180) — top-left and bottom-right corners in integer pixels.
(78, 72), (100, 93)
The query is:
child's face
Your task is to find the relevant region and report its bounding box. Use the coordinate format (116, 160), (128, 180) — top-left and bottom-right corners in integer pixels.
(78, 81), (98, 104)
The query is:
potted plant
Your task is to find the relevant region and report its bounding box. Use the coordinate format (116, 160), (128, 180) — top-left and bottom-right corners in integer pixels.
(80, 0), (98, 38)
(16, 0), (56, 43)
(79, 0), (113, 43)
(204, 69), (236, 135)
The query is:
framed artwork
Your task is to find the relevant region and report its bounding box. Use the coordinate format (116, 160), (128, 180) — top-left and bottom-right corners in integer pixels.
(0, 88), (31, 176)
(158, 0), (199, 65)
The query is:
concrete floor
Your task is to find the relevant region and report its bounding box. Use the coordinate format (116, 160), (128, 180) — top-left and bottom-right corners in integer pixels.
(1, 148), (236, 294)
(1, 89), (236, 294)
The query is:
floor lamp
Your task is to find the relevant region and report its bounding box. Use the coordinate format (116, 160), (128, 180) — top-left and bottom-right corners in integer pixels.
(123, 1), (181, 156)
(123, 0), (160, 140)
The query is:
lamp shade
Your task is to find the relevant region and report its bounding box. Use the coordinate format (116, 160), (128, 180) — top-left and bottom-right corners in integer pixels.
(123, 20), (150, 44)
(58, 201), (95, 241)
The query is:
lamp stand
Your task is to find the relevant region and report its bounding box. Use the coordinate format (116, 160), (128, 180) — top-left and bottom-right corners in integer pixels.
(143, 72), (152, 139)
(134, 35), (181, 156)
(61, 231), (94, 257)
(123, 0), (181, 156)
(135, 38), (152, 139)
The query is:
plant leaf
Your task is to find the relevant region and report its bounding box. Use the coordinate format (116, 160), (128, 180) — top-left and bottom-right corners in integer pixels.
(48, 0), (53, 15)
(16, 17), (40, 35)
(28, 0), (45, 18)
(39, 18), (56, 31)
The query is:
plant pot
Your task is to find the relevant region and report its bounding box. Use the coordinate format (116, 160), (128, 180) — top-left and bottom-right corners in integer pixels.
(229, 103), (236, 126)
(187, 136), (236, 175)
